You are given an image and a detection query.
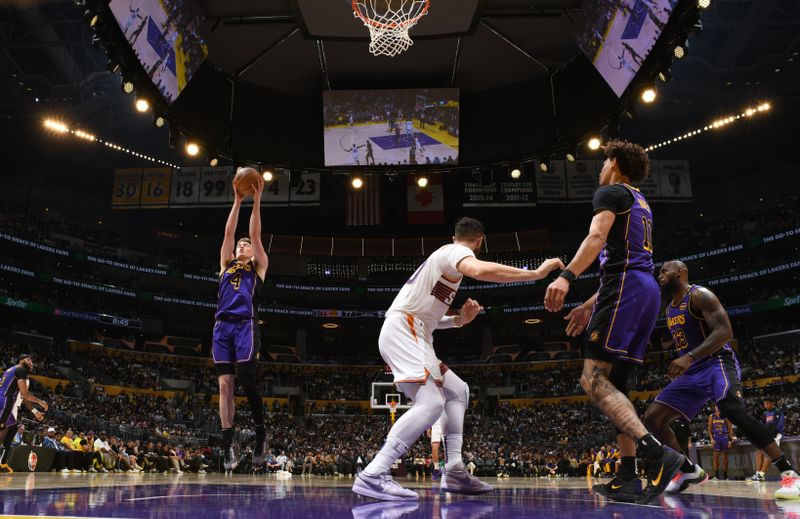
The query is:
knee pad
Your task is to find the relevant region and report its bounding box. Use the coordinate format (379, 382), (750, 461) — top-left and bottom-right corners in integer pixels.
(237, 362), (258, 388)
(717, 394), (773, 449)
(442, 372), (469, 404)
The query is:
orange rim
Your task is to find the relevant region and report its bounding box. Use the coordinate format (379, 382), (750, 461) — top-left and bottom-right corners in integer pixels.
(353, 0), (430, 30)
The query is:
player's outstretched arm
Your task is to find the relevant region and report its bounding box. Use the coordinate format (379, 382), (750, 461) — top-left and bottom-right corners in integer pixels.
(221, 177), (244, 272)
(18, 379), (47, 411)
(456, 257), (564, 283)
(666, 287), (733, 379)
(249, 177), (269, 279)
(544, 211), (615, 312)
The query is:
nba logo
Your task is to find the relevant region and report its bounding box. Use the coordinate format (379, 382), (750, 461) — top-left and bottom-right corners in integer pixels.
(28, 451), (38, 471)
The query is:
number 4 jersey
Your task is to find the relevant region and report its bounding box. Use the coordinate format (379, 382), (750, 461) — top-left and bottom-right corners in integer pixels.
(386, 244), (475, 344)
(216, 259), (263, 320)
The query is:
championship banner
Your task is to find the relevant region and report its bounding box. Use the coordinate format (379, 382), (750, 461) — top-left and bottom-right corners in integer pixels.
(463, 168), (535, 207)
(534, 160), (567, 202)
(566, 160), (598, 202)
(408, 174), (444, 225)
(111, 168), (142, 206)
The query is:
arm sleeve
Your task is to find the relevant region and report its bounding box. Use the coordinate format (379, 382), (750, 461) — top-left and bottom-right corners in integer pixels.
(438, 245), (475, 279)
(592, 185), (634, 215)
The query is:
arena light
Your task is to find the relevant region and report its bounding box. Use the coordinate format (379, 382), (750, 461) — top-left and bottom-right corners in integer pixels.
(587, 137), (601, 150)
(262, 169), (274, 182)
(154, 116), (165, 128)
(645, 101), (772, 152)
(322, 322), (339, 329)
(565, 153), (576, 162)
(209, 156), (219, 167)
(122, 81), (134, 94)
(42, 117), (179, 168)
(641, 88), (657, 103)
(510, 168), (522, 179)
(416, 176), (429, 188)
(43, 119), (68, 133)
(135, 98), (149, 113)
(674, 45), (686, 59)
(698, 0), (711, 8)
(538, 161), (549, 173)
(351, 176), (363, 189)
(523, 318), (542, 325)
(185, 142), (200, 156)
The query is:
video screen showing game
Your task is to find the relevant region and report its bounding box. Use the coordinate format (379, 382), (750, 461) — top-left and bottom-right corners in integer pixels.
(109, 0), (209, 104)
(323, 88), (459, 167)
(578, 0), (679, 97)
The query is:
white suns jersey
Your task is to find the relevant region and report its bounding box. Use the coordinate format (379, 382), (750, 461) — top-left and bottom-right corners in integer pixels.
(386, 244), (475, 342)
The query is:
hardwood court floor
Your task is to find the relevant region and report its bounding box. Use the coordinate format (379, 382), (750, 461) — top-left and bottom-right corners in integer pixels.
(0, 473), (796, 518)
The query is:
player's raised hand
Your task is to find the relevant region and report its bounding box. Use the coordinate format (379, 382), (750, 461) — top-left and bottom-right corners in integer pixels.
(232, 176), (245, 203)
(459, 298), (483, 326)
(534, 258), (565, 279)
(252, 177), (265, 201)
(564, 305), (592, 337)
(544, 277), (569, 312)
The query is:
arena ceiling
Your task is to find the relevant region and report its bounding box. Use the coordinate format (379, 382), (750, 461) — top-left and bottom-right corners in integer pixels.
(0, 0), (798, 168)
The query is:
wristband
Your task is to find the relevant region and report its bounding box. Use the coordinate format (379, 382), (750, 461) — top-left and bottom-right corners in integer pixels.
(687, 351), (696, 362)
(558, 270), (577, 283)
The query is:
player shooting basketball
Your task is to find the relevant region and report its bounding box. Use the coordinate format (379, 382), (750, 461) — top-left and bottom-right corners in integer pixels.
(213, 172), (269, 471)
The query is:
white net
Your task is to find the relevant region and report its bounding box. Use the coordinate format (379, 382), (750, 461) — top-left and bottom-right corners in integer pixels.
(353, 0), (430, 57)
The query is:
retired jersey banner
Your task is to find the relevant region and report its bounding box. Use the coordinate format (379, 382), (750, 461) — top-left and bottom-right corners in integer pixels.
(408, 174), (444, 225)
(535, 160), (567, 202)
(463, 168), (535, 207)
(654, 160), (692, 199)
(111, 169), (143, 207)
(566, 160), (599, 202)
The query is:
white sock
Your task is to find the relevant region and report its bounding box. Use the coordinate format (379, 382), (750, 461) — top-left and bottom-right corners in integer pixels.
(444, 434), (463, 470)
(363, 436), (407, 477)
(441, 370), (469, 471)
(363, 378), (444, 476)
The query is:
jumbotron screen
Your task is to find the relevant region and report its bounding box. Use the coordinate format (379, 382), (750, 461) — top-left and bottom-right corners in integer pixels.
(109, 0), (208, 104)
(323, 88), (459, 167)
(578, 0), (678, 97)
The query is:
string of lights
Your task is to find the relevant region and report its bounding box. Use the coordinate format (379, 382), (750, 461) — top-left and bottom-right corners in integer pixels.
(42, 119), (180, 169)
(645, 102), (771, 152)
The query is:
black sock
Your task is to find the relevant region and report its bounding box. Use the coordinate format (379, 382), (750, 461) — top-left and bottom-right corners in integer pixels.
(243, 384), (265, 426)
(636, 434), (664, 461)
(774, 455), (794, 473)
(680, 457), (695, 473)
(619, 456), (636, 481)
(221, 428), (234, 449)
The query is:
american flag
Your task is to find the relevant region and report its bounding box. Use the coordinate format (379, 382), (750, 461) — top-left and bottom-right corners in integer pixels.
(346, 178), (382, 226)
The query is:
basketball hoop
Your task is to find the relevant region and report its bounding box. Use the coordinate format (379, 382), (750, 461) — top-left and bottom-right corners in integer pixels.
(352, 0), (430, 57)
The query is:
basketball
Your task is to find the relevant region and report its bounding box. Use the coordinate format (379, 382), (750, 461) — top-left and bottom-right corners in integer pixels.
(234, 167), (261, 198)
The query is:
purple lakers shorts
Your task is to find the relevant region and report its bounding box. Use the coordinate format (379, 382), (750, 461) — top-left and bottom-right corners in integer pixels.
(713, 436), (729, 452)
(655, 353), (742, 421)
(585, 269), (660, 364)
(212, 317), (260, 375)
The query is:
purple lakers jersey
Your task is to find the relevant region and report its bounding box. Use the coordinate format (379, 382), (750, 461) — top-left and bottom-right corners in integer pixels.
(666, 285), (734, 372)
(711, 416), (728, 437)
(215, 259), (262, 319)
(0, 365), (25, 399)
(596, 184), (654, 275)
